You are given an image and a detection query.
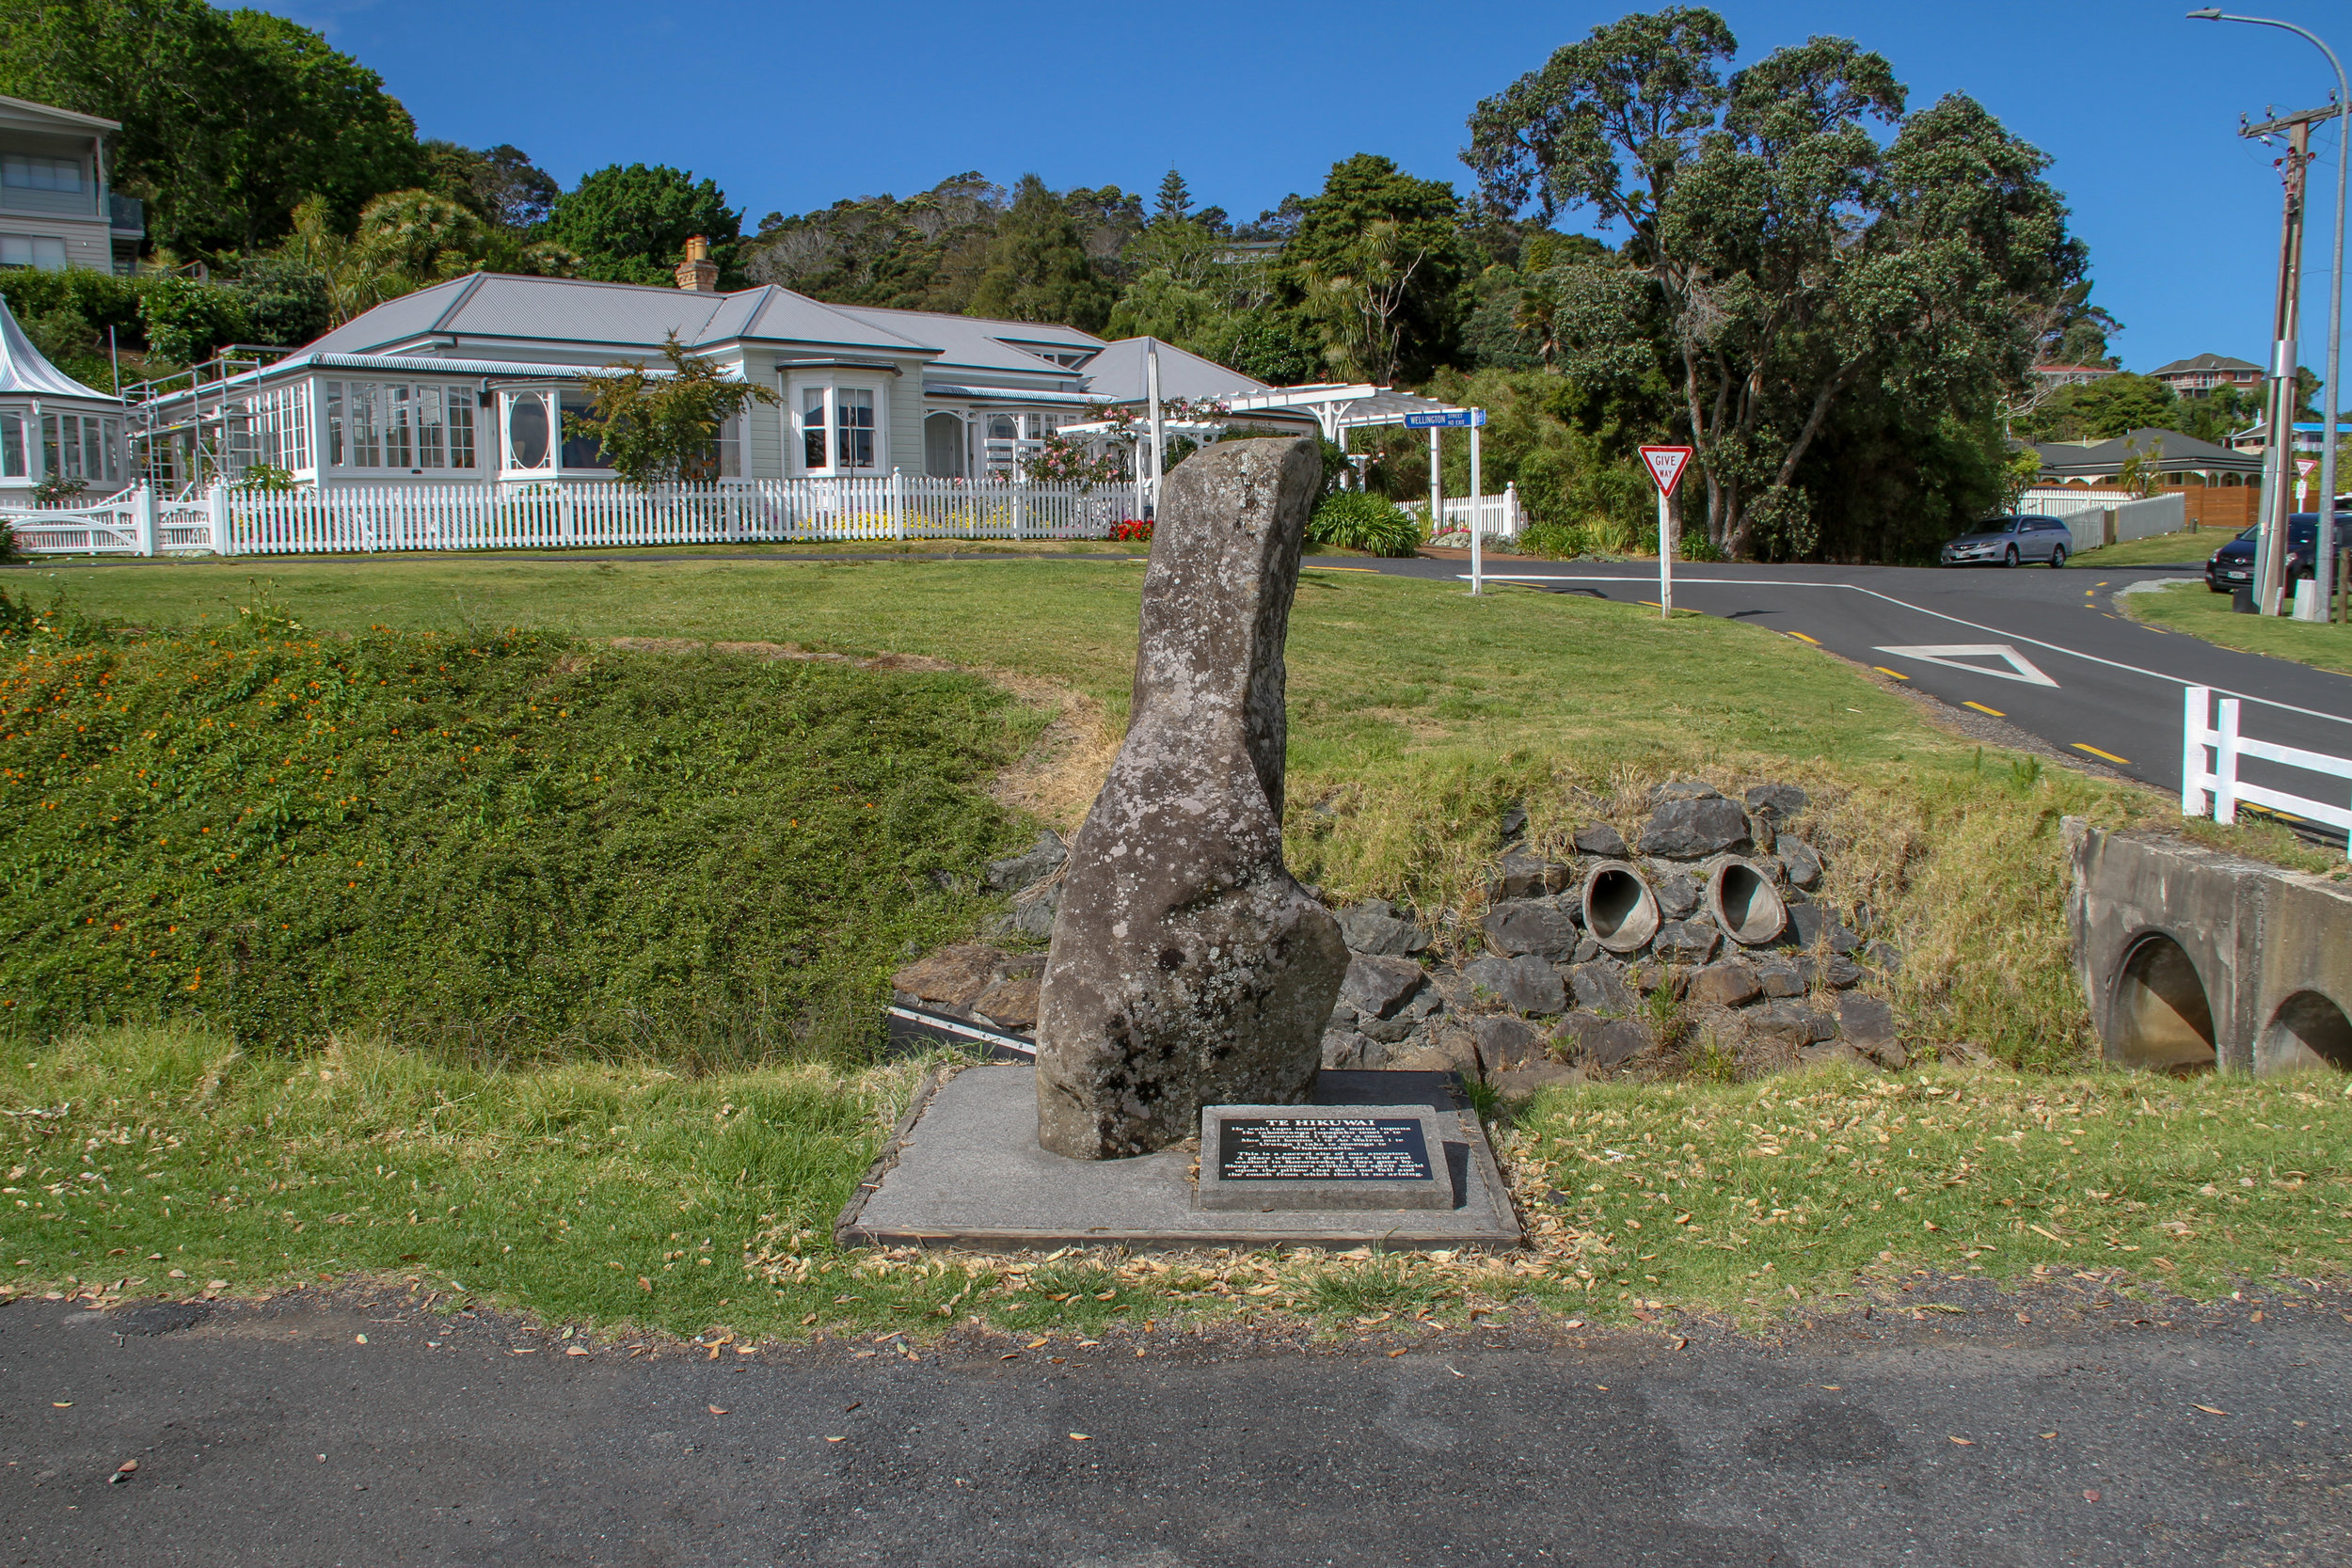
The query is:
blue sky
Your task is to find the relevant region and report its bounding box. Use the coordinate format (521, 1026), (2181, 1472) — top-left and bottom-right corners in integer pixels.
(257, 0), (2352, 379)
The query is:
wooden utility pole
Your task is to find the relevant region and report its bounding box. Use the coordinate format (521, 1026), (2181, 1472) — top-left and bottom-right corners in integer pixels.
(2245, 105), (2331, 612)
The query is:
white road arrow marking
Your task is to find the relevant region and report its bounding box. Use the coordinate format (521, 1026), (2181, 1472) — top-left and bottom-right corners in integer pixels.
(1871, 643), (2059, 688)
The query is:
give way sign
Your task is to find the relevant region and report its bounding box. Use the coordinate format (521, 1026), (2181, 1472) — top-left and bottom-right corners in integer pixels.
(1640, 445), (1694, 497)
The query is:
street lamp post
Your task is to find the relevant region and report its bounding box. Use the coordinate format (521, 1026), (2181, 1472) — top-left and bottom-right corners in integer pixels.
(2192, 9), (2349, 619)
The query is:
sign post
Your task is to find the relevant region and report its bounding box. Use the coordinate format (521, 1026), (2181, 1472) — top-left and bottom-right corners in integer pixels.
(1640, 445), (1695, 620)
(2298, 455), (2318, 513)
(1406, 408), (1487, 593)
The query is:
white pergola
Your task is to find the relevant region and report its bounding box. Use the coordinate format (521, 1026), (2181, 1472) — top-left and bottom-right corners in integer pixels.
(1066, 375), (1500, 590)
(1224, 386), (1494, 587)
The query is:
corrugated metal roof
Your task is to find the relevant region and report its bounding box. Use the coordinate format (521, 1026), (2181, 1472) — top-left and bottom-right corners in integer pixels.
(135, 353), (669, 416)
(721, 288), (931, 353)
(1079, 338), (1266, 404)
(832, 305), (1097, 378)
(923, 383), (1104, 406)
(0, 296), (119, 403)
(304, 274), (927, 359)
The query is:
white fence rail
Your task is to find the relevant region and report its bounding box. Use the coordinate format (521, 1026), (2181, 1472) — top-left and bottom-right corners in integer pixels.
(1412, 483), (1521, 538)
(2183, 685), (2352, 848)
(3, 476), (1146, 559)
(2018, 489), (2188, 552)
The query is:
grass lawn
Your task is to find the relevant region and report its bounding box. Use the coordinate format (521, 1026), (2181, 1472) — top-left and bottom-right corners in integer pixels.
(2066, 531), (2221, 569)
(2121, 578), (2352, 677)
(8, 1032), (2345, 1342)
(5, 551), (2343, 1338)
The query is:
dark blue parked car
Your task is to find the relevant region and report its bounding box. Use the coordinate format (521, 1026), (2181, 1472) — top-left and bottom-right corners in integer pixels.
(2205, 513), (2352, 594)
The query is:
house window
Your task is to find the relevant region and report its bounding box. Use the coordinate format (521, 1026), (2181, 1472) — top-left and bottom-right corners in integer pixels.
(0, 410), (24, 477)
(0, 234), (68, 271)
(717, 415), (740, 479)
(506, 393), (551, 469)
(323, 380), (484, 471)
(558, 394), (612, 469)
(237, 384), (314, 473)
(2, 155), (84, 193)
(788, 376), (888, 475)
(835, 388), (875, 469)
(39, 412), (119, 483)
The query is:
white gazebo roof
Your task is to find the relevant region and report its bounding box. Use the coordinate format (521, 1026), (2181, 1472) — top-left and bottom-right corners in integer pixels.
(1219, 384), (1476, 437)
(0, 296), (118, 403)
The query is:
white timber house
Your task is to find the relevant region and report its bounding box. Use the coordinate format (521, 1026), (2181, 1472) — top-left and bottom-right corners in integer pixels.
(130, 256), (1292, 494)
(0, 93), (145, 276)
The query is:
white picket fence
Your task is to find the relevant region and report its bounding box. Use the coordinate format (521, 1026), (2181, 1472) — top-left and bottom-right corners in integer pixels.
(2183, 685), (2352, 851)
(2018, 489), (2189, 553)
(3, 475), (1146, 558)
(1412, 483), (1521, 538)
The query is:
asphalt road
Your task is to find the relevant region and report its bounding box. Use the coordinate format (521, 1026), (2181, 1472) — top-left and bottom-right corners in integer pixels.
(3, 1289), (2344, 1566)
(1363, 555), (2352, 825)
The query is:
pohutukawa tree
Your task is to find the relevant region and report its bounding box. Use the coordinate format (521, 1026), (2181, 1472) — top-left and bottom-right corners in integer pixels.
(1467, 7), (2086, 557)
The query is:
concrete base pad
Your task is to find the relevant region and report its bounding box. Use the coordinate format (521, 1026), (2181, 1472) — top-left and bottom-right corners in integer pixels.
(836, 1067), (1522, 1251)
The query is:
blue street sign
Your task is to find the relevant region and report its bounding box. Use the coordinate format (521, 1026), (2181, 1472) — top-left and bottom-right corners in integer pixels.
(1403, 409), (1486, 429)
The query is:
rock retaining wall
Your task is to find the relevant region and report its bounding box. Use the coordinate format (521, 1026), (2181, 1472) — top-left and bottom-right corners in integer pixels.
(898, 780), (1915, 1091)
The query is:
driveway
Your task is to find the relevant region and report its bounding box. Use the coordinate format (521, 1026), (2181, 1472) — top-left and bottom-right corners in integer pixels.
(2, 1289), (2343, 1566)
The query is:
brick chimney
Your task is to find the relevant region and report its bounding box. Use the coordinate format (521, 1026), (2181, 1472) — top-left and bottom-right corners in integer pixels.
(675, 235), (719, 293)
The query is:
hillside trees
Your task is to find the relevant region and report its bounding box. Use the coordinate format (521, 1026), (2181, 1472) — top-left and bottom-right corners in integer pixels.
(548, 164), (741, 287)
(967, 175), (1119, 331)
(1279, 154), (1467, 385)
(1467, 8), (2086, 557)
(0, 0), (421, 253)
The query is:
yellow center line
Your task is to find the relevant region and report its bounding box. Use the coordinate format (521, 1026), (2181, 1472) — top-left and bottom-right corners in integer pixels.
(1784, 630), (1821, 644)
(1303, 565), (1379, 573)
(2072, 742), (2131, 765)
(1963, 701), (2005, 717)
(1871, 666), (1909, 680)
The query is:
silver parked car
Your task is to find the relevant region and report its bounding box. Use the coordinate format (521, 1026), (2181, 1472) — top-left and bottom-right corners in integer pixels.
(1940, 514), (2074, 568)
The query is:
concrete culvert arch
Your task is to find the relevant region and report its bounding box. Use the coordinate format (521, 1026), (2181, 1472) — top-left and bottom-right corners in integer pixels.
(1708, 858), (1788, 946)
(1582, 864), (1661, 954)
(2111, 933), (2217, 1073)
(2257, 990), (2352, 1076)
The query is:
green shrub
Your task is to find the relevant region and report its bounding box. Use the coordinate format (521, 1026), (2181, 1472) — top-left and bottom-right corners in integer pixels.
(1309, 491), (1423, 558)
(0, 588), (1042, 1066)
(1518, 519), (1605, 560)
(139, 277), (254, 364)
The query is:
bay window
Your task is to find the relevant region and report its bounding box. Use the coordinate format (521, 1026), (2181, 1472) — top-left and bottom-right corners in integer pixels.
(1, 409), (24, 477)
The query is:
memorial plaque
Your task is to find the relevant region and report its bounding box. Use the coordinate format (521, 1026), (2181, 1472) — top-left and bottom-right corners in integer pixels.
(1217, 1117), (1433, 1182)
(1194, 1102), (1454, 1212)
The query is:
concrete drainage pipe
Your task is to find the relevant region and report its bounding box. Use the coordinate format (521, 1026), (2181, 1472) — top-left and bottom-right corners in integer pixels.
(2256, 990), (2352, 1076)
(1582, 863), (1661, 954)
(2111, 932), (2217, 1073)
(1708, 858), (1788, 946)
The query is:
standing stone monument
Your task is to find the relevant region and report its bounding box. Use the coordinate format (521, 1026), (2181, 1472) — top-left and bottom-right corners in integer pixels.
(1034, 436), (1349, 1160)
